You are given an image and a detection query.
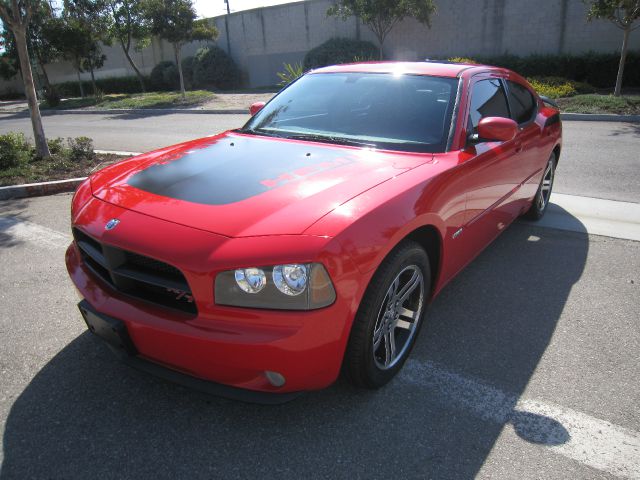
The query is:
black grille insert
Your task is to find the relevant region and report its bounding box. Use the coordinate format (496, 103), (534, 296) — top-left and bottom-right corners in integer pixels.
(73, 228), (197, 315)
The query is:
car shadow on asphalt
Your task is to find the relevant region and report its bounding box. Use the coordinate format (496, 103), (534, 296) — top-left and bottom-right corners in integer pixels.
(608, 122), (640, 137)
(0, 214), (588, 479)
(0, 199), (30, 249)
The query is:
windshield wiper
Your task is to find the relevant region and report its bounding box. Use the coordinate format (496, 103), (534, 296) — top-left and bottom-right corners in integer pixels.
(236, 127), (284, 138)
(285, 133), (377, 148)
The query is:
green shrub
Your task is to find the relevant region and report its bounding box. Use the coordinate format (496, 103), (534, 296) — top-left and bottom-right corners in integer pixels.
(192, 46), (240, 90)
(43, 86), (61, 107)
(528, 78), (576, 98)
(181, 56), (196, 89)
(527, 76), (596, 98)
(303, 38), (379, 70)
(150, 61), (179, 91)
(47, 137), (66, 156)
(475, 51), (640, 88)
(447, 56), (479, 64)
(0, 132), (33, 168)
(67, 136), (95, 162)
(54, 76), (148, 97)
(277, 62), (304, 86)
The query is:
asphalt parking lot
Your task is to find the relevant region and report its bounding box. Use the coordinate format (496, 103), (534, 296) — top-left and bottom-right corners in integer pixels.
(1, 119), (639, 479)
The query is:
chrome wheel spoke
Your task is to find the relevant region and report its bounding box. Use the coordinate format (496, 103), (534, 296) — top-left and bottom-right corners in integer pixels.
(373, 324), (384, 349)
(398, 306), (417, 320)
(384, 330), (396, 366)
(395, 319), (412, 330)
(396, 270), (421, 305)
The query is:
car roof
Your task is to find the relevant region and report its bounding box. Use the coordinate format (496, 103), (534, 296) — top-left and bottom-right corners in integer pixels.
(312, 61), (490, 78)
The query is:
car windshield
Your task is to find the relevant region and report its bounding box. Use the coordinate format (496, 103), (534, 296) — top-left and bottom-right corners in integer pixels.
(240, 72), (459, 153)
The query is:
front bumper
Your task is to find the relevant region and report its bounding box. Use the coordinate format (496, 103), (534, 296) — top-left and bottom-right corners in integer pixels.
(78, 299), (301, 404)
(66, 238), (360, 396)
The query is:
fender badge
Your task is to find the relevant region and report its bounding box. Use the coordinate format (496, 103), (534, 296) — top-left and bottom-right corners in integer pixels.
(105, 219), (120, 230)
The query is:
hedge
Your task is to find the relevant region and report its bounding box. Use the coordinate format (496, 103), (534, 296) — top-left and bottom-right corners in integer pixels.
(149, 61), (179, 91)
(474, 51), (640, 88)
(192, 46), (241, 90)
(303, 38), (378, 70)
(53, 75), (149, 97)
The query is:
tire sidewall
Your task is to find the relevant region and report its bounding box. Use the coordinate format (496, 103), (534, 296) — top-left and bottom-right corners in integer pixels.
(529, 153), (556, 219)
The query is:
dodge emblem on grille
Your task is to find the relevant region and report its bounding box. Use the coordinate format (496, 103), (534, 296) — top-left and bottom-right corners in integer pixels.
(105, 218), (120, 230)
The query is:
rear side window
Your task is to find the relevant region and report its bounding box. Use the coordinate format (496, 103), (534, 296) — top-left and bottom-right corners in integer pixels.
(507, 80), (536, 124)
(468, 79), (510, 132)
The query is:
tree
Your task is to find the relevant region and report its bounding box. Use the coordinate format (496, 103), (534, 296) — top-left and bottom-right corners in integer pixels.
(62, 0), (111, 96)
(46, 14), (90, 97)
(143, 0), (218, 99)
(585, 0), (640, 96)
(2, 2), (63, 101)
(107, 0), (150, 93)
(0, 0), (50, 158)
(327, 0), (437, 59)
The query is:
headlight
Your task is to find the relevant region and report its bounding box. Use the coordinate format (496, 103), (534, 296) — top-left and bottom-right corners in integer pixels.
(215, 263), (336, 310)
(234, 268), (267, 293)
(272, 264), (307, 296)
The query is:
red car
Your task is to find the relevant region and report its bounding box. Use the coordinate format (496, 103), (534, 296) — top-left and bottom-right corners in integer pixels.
(66, 62), (561, 403)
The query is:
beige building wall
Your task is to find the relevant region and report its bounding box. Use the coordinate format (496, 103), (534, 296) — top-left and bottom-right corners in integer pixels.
(2, 0), (638, 94)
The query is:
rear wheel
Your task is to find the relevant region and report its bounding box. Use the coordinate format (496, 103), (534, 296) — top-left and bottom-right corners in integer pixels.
(343, 241), (430, 388)
(525, 152), (556, 220)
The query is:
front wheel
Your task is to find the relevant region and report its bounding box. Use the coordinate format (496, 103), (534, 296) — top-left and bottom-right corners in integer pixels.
(525, 152), (556, 220)
(343, 241), (430, 389)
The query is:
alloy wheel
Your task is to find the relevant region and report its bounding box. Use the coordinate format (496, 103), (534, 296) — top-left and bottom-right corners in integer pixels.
(372, 265), (424, 370)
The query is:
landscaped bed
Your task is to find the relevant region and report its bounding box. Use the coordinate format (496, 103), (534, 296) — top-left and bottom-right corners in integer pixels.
(556, 94), (640, 115)
(0, 133), (128, 187)
(41, 90), (215, 110)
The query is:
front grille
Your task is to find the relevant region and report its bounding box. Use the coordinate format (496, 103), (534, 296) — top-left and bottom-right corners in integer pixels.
(73, 228), (197, 315)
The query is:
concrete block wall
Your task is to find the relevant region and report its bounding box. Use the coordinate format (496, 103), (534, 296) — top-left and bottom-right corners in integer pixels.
(1, 0), (638, 95)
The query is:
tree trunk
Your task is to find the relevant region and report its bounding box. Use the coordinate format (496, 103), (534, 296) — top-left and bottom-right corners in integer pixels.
(120, 40), (146, 93)
(373, 31), (384, 60)
(37, 57), (53, 94)
(174, 43), (186, 100)
(39, 61), (52, 91)
(614, 25), (631, 97)
(13, 27), (50, 158)
(89, 62), (98, 97)
(76, 68), (85, 98)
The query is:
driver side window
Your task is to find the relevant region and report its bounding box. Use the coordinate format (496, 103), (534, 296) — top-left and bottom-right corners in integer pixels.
(467, 79), (510, 134)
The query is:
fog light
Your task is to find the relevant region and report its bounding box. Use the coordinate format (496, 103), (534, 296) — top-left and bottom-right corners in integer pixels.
(265, 371), (286, 387)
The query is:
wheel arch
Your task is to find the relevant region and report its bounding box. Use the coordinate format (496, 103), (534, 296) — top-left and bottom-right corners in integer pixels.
(404, 225), (442, 297)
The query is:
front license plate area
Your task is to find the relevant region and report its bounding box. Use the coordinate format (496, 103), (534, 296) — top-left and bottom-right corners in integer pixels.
(79, 301), (138, 356)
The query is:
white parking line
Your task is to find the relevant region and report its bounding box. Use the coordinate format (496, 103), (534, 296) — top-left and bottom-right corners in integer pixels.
(535, 193), (640, 241)
(0, 216), (70, 249)
(401, 360), (640, 479)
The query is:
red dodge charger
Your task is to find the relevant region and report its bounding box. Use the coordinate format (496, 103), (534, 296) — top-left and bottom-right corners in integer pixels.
(66, 62), (562, 403)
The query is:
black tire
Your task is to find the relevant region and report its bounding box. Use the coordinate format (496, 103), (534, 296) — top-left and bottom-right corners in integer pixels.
(525, 152), (556, 220)
(343, 240), (431, 388)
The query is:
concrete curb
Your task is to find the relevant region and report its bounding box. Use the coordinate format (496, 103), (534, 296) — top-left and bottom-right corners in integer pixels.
(560, 112), (640, 122)
(0, 108), (248, 116)
(0, 177), (86, 201)
(0, 150), (135, 201)
(95, 149), (142, 156)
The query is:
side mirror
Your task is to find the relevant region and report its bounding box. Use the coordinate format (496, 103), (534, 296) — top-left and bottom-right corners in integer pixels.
(476, 117), (518, 142)
(249, 101), (266, 116)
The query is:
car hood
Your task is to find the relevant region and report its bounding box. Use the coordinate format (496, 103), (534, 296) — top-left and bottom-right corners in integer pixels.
(91, 132), (433, 237)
